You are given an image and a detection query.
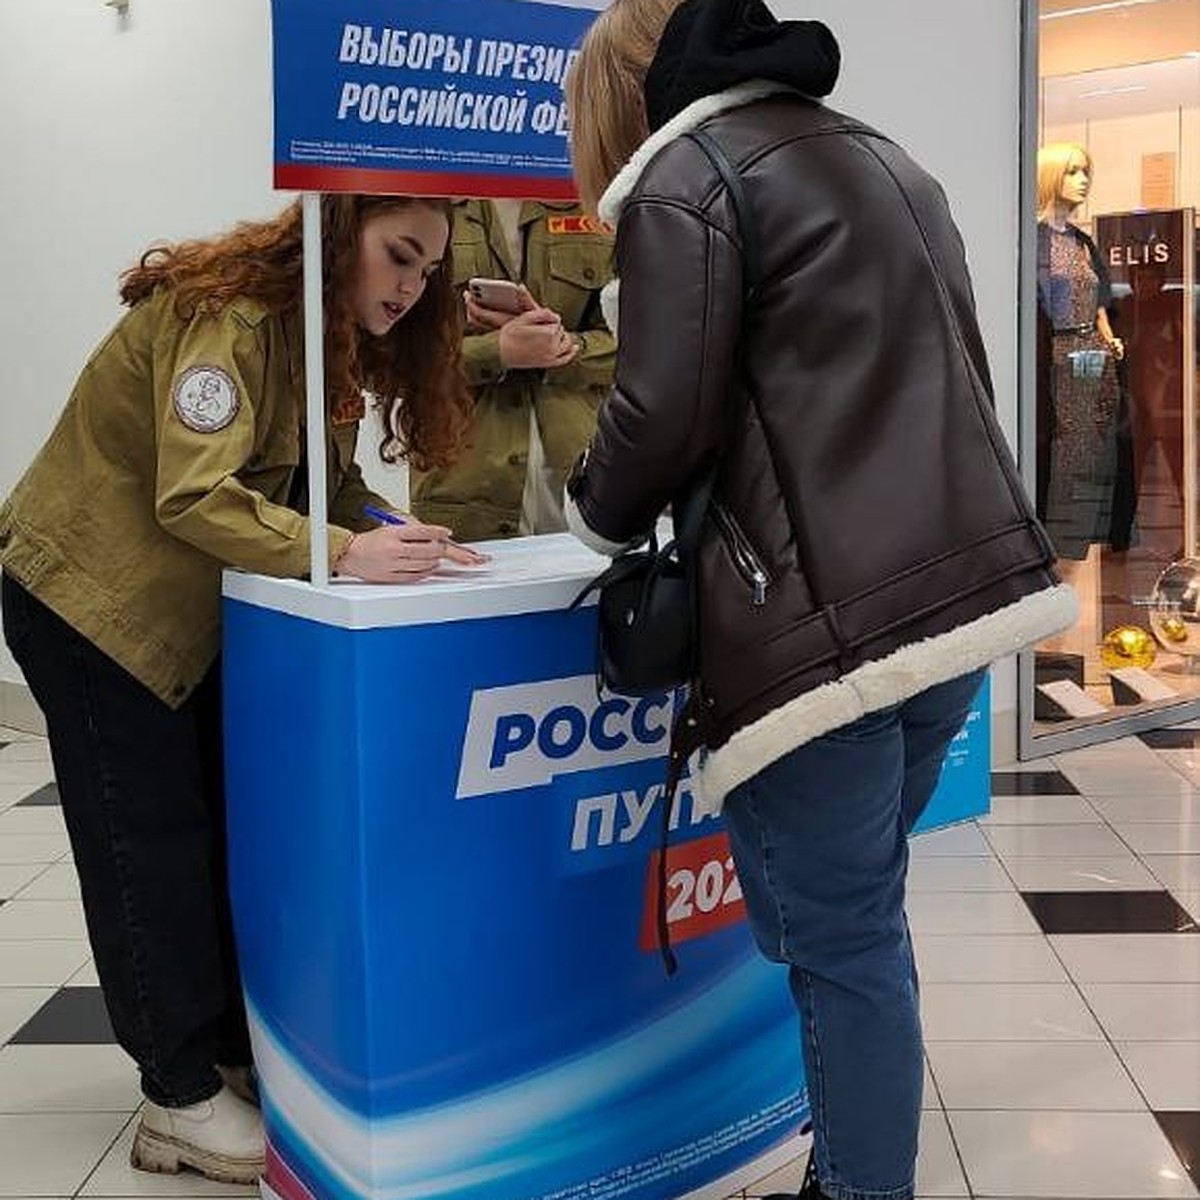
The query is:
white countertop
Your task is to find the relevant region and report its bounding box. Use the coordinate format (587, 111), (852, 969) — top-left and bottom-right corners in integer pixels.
(221, 533), (611, 629)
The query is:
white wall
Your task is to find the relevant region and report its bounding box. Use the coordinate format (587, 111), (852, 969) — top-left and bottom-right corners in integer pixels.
(0, 0), (1024, 749)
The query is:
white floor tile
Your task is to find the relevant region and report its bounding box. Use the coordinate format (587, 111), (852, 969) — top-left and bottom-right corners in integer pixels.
(66, 960), (101, 988)
(923, 1059), (939, 1108)
(0, 834), (70, 866)
(1055, 736), (1161, 764)
(981, 793), (1102, 825)
(906, 857), (1016, 893)
(914, 934), (1067, 983)
(1180, 893), (1200, 923)
(920, 983), (1104, 1042)
(948, 1110), (1198, 1197)
(0, 808), (66, 836)
(0, 1112), (129, 1196)
(994, 756), (1069, 771)
(916, 1108), (969, 1197)
(0, 761), (55, 788)
(1057, 764), (1197, 799)
(80, 1120), (258, 1196)
(1088, 792), (1200, 824)
(1079, 982), (1200, 1042)
(1115, 824), (1200, 855)
(926, 1040), (1143, 1110)
(1001, 855), (1163, 892)
(0, 900), (88, 941)
(0, 1045), (141, 1114)
(1157, 750), (1200, 787)
(0, 941), (90, 987)
(1144, 855), (1200, 892)
(0, 989), (54, 1046)
(0, 783), (46, 814)
(905, 890), (1040, 936)
(909, 824), (994, 857)
(1117, 1041), (1200, 1111)
(0, 865), (44, 900)
(982, 823), (1133, 860)
(14, 863), (80, 902)
(1051, 933), (1200, 982)
(744, 1149), (807, 1197)
(0, 743), (52, 765)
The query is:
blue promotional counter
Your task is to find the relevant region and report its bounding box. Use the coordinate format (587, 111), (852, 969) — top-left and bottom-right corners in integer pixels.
(222, 534), (989, 1200)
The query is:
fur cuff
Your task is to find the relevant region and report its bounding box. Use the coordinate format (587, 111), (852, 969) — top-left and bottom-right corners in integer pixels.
(564, 490), (633, 557)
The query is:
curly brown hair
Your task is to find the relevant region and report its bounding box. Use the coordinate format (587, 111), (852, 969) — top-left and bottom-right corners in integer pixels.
(119, 196), (470, 470)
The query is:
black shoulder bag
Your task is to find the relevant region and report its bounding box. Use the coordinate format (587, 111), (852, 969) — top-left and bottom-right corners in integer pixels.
(571, 128), (760, 974)
(571, 128), (760, 699)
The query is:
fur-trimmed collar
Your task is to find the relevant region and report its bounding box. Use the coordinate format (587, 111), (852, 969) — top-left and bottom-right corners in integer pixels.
(597, 80), (797, 224)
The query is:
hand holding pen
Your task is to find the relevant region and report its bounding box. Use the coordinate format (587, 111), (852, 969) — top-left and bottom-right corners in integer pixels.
(333, 505), (488, 583)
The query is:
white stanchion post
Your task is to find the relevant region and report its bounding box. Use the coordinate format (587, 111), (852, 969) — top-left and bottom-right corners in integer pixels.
(302, 193), (330, 586)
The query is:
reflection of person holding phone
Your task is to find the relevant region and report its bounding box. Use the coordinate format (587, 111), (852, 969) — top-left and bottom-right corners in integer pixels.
(410, 199), (616, 540)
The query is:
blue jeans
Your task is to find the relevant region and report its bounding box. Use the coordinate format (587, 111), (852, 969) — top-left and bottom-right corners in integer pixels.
(722, 670), (986, 1200)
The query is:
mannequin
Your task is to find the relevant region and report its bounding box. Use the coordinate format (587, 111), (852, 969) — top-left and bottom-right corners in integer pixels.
(1036, 143), (1126, 664)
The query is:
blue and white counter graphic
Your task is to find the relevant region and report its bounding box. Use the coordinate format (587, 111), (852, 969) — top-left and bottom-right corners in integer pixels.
(222, 535), (988, 1200)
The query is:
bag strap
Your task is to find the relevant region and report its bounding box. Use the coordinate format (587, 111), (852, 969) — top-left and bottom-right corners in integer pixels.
(671, 128), (761, 556)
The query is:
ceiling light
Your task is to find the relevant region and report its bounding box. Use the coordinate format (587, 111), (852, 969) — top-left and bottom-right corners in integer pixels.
(1042, 0), (1170, 18)
(1078, 84), (1148, 96)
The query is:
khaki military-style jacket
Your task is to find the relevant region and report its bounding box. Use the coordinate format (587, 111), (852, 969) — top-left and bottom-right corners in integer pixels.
(409, 200), (615, 541)
(0, 289), (390, 708)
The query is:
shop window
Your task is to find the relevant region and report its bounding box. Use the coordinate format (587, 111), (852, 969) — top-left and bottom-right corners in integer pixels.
(1026, 0), (1200, 744)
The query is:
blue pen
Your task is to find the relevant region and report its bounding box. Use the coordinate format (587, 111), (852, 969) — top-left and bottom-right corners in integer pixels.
(363, 504), (405, 526)
(363, 504), (484, 561)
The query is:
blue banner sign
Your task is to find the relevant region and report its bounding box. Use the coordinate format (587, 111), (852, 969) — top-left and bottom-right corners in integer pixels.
(271, 0), (600, 197)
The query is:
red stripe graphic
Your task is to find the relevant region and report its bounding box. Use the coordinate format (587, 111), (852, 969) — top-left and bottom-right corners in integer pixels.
(276, 165), (578, 201)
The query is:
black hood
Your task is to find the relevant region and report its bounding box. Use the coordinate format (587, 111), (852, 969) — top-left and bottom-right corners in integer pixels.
(644, 0), (840, 132)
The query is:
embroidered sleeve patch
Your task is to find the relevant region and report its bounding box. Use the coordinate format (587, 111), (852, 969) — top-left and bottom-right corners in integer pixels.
(547, 215), (612, 235)
(172, 366), (240, 433)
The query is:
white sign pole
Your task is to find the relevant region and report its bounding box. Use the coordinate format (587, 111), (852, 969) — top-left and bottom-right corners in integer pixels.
(302, 192), (331, 586)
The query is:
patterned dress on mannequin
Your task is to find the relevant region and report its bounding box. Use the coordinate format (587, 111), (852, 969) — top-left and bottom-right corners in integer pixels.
(1038, 222), (1121, 562)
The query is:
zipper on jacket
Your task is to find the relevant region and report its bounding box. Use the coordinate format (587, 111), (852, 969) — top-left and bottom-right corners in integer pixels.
(713, 503), (770, 606)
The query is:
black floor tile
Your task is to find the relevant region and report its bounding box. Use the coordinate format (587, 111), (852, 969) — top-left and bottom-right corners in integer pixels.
(991, 770), (1080, 796)
(1140, 729), (1200, 750)
(16, 783), (59, 807)
(9, 987), (115, 1045)
(0, 742), (8, 752)
(1154, 1111), (1200, 1189)
(1022, 890), (1199, 935)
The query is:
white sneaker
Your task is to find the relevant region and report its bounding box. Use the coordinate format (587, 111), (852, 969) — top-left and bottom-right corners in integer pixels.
(131, 1083), (265, 1184)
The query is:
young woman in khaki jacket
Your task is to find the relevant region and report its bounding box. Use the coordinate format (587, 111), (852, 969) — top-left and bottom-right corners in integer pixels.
(0, 195), (481, 1184)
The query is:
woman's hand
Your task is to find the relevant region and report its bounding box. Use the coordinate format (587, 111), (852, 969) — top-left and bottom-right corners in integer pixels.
(335, 523), (487, 583)
(1109, 336), (1125, 361)
(499, 308), (581, 371)
(464, 285), (537, 331)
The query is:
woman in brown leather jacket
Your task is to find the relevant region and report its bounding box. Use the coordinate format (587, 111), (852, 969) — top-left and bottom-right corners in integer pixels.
(563, 3), (1075, 1198)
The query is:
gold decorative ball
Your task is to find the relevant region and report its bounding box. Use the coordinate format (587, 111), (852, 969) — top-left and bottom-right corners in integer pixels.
(1100, 625), (1157, 670)
(1161, 615), (1189, 644)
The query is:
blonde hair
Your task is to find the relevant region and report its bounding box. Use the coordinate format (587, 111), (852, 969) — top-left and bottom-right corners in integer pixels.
(1037, 142), (1092, 219)
(565, 0), (686, 213)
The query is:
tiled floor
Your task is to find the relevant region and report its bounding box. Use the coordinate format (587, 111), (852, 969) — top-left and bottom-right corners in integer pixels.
(1, 725), (1199, 1199)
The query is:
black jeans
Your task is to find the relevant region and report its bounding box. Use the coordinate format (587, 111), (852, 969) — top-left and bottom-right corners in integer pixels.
(2, 573), (250, 1106)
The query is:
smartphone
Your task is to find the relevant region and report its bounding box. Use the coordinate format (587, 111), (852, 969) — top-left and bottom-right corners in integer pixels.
(468, 277), (526, 315)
